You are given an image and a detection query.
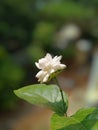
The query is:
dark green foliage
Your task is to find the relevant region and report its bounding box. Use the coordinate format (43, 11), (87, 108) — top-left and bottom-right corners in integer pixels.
(51, 108), (98, 130)
(0, 46), (25, 110)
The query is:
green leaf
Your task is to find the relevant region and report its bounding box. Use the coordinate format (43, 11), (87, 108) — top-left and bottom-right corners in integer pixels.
(14, 84), (68, 116)
(51, 108), (98, 130)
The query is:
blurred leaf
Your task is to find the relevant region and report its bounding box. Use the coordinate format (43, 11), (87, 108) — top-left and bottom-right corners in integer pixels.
(34, 22), (56, 44)
(1, 59), (25, 85)
(0, 46), (25, 110)
(0, 22), (10, 35)
(0, 88), (18, 110)
(14, 84), (68, 115)
(41, 2), (95, 20)
(0, 46), (7, 58)
(0, 46), (25, 87)
(27, 44), (45, 62)
(3, 0), (35, 17)
(8, 27), (27, 40)
(51, 108), (98, 130)
(63, 46), (75, 59)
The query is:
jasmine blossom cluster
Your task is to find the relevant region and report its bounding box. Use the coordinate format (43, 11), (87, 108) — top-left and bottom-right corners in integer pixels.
(35, 53), (66, 83)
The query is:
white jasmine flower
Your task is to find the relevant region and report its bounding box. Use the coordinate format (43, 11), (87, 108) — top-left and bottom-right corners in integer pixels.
(35, 53), (66, 83)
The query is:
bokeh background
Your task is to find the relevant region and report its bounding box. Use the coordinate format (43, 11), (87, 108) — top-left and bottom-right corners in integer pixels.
(0, 0), (98, 130)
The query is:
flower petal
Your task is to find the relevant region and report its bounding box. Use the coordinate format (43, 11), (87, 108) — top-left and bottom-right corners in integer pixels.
(43, 73), (50, 82)
(36, 70), (43, 78)
(53, 55), (62, 62)
(60, 64), (66, 69)
(45, 53), (52, 61)
(35, 62), (40, 69)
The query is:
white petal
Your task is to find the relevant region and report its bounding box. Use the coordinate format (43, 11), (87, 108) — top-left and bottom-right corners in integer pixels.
(59, 64), (66, 69)
(54, 56), (62, 63)
(50, 69), (55, 74)
(38, 59), (47, 69)
(43, 73), (49, 82)
(57, 55), (62, 61)
(39, 58), (46, 65)
(45, 53), (52, 61)
(53, 55), (62, 62)
(53, 64), (66, 71)
(35, 62), (40, 69)
(36, 71), (47, 83)
(36, 70), (43, 78)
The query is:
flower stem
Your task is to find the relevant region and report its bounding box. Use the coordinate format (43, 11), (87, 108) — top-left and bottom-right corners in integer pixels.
(55, 77), (67, 116)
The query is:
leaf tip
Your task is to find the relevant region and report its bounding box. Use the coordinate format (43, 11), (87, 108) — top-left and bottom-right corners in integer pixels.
(13, 89), (19, 97)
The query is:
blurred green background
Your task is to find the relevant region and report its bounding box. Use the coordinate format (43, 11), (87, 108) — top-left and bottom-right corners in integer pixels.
(0, 0), (98, 129)
(0, 0), (98, 111)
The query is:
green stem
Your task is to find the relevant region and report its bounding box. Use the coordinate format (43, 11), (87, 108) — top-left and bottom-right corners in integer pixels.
(55, 77), (67, 116)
